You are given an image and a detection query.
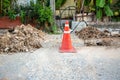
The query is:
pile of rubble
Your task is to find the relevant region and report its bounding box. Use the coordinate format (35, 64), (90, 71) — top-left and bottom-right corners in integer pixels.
(75, 27), (110, 40)
(0, 24), (45, 53)
(75, 26), (120, 46)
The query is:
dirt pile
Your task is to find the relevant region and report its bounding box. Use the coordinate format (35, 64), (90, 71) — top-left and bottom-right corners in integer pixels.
(75, 26), (120, 46)
(75, 27), (110, 40)
(0, 24), (45, 53)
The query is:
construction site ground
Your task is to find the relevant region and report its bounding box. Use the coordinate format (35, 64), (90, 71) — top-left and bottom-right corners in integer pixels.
(0, 33), (120, 80)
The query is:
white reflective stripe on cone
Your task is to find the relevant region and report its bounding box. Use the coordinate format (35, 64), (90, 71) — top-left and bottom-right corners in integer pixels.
(64, 30), (70, 33)
(65, 24), (69, 27)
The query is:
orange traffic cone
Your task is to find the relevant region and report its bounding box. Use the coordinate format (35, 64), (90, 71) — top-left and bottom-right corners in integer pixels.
(59, 21), (76, 53)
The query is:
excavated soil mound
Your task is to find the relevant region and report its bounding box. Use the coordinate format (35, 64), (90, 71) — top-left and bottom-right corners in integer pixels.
(75, 26), (120, 46)
(75, 27), (110, 40)
(0, 24), (45, 53)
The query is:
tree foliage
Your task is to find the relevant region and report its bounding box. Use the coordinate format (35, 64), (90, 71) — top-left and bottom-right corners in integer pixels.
(0, 0), (17, 15)
(55, 0), (67, 9)
(84, 0), (113, 19)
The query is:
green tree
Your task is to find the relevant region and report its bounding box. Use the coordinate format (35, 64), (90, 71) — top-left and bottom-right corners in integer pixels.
(76, 0), (113, 20)
(86, 0), (113, 19)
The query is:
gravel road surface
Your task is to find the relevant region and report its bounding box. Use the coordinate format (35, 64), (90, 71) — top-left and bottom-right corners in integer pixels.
(0, 34), (120, 80)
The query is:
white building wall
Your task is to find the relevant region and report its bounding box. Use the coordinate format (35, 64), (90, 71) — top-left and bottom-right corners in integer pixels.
(16, 0), (36, 6)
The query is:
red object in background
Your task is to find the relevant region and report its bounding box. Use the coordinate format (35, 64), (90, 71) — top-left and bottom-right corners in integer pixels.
(0, 16), (22, 29)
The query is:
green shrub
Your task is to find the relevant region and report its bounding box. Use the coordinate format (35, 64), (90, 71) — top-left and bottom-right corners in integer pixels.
(0, 0), (17, 16)
(37, 7), (53, 32)
(3, 0), (55, 33)
(8, 9), (16, 20)
(20, 10), (26, 23)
